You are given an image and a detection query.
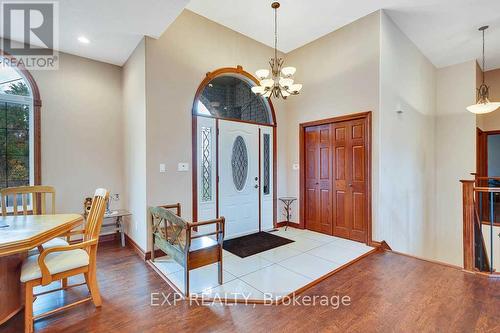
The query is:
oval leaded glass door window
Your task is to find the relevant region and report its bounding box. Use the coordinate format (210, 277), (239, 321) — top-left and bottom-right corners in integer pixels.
(231, 136), (248, 191)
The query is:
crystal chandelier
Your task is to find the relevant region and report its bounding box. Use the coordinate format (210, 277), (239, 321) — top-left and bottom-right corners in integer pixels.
(466, 26), (500, 114)
(251, 2), (302, 99)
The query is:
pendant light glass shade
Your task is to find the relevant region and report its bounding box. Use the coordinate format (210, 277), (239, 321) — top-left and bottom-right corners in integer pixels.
(255, 69), (270, 80)
(281, 66), (296, 77)
(260, 78), (274, 88)
(251, 86), (265, 95)
(279, 77), (294, 88)
(289, 84), (303, 94)
(466, 102), (500, 114)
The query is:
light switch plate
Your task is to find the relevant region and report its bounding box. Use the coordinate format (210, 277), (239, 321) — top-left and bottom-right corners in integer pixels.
(159, 164), (166, 173)
(178, 163), (189, 172)
(292, 163), (299, 170)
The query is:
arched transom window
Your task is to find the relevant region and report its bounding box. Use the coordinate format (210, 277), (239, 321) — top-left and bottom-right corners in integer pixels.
(195, 74), (273, 125)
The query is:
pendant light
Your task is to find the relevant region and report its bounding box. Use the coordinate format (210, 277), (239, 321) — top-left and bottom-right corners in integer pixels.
(467, 26), (500, 114)
(251, 2), (302, 99)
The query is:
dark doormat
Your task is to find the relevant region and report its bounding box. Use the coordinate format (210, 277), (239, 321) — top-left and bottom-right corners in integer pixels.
(223, 232), (294, 258)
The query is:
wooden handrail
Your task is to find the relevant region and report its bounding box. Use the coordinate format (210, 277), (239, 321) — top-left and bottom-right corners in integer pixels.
(474, 187), (500, 193)
(474, 176), (500, 181)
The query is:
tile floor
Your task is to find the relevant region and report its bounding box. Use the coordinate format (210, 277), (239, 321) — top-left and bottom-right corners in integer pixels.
(150, 227), (374, 301)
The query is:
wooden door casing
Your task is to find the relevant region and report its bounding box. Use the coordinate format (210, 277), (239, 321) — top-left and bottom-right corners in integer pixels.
(301, 112), (370, 244)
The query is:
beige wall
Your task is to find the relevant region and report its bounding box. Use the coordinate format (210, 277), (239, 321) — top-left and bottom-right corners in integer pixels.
(283, 11), (381, 229)
(144, 10), (287, 250)
(122, 39), (148, 250)
(476, 68), (500, 131)
(31, 52), (124, 214)
(379, 12), (436, 258)
(434, 60), (477, 266)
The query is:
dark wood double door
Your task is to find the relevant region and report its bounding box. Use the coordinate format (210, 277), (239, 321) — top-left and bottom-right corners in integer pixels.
(303, 115), (369, 243)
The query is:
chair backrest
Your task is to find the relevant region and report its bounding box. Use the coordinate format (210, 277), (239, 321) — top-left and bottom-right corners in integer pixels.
(0, 185), (56, 216)
(84, 188), (109, 242)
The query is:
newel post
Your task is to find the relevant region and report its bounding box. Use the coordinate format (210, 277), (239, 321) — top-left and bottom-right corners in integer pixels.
(460, 180), (475, 271)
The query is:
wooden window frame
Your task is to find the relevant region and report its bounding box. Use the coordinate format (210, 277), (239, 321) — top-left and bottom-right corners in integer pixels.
(1, 50), (42, 187)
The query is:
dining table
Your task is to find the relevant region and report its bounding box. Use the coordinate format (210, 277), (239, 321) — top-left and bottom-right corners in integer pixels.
(0, 214), (83, 326)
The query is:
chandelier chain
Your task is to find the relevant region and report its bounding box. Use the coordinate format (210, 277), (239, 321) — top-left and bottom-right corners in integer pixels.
(482, 27), (485, 84)
(274, 5), (278, 61)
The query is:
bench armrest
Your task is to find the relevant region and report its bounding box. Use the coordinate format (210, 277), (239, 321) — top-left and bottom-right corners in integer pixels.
(188, 217), (225, 241)
(188, 217), (225, 228)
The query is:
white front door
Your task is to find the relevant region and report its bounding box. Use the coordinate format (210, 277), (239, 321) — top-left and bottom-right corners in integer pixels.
(219, 120), (260, 238)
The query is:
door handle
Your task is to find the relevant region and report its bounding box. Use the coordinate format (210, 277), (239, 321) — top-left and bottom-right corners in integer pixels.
(348, 183), (352, 187)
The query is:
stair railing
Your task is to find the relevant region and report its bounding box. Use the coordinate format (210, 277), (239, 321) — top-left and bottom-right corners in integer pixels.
(461, 178), (497, 275)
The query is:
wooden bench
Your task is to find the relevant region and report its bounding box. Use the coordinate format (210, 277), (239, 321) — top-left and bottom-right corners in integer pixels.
(150, 203), (225, 296)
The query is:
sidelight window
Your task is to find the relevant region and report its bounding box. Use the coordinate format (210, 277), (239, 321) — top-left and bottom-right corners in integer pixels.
(201, 126), (212, 202)
(263, 133), (270, 195)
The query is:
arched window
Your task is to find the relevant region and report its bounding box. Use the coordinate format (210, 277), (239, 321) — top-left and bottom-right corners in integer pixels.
(193, 67), (275, 126)
(0, 59), (41, 191)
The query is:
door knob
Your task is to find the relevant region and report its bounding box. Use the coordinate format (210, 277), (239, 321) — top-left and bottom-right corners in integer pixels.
(255, 184), (259, 189)
(255, 177), (259, 181)
(348, 183), (352, 187)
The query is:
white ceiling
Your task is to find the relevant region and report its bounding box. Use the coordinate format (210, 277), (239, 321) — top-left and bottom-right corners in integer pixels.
(1, 0), (189, 66)
(2, 0), (500, 70)
(387, 1), (500, 70)
(187, 0), (500, 70)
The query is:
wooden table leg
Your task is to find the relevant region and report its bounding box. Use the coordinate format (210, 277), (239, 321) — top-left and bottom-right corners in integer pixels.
(0, 253), (25, 325)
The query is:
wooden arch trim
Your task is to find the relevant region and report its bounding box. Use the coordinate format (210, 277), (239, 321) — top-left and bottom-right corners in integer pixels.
(191, 65), (277, 226)
(0, 50), (42, 186)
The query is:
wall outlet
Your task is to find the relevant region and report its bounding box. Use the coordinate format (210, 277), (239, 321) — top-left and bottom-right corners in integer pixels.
(178, 163), (189, 172)
(159, 163), (166, 173)
(292, 163), (299, 170)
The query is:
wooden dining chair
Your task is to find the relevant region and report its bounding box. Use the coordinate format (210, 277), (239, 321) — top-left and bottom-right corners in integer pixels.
(0, 186), (70, 251)
(20, 188), (109, 333)
(0, 185), (56, 216)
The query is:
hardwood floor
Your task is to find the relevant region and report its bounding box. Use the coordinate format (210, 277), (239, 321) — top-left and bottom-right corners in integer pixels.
(2, 241), (499, 333)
